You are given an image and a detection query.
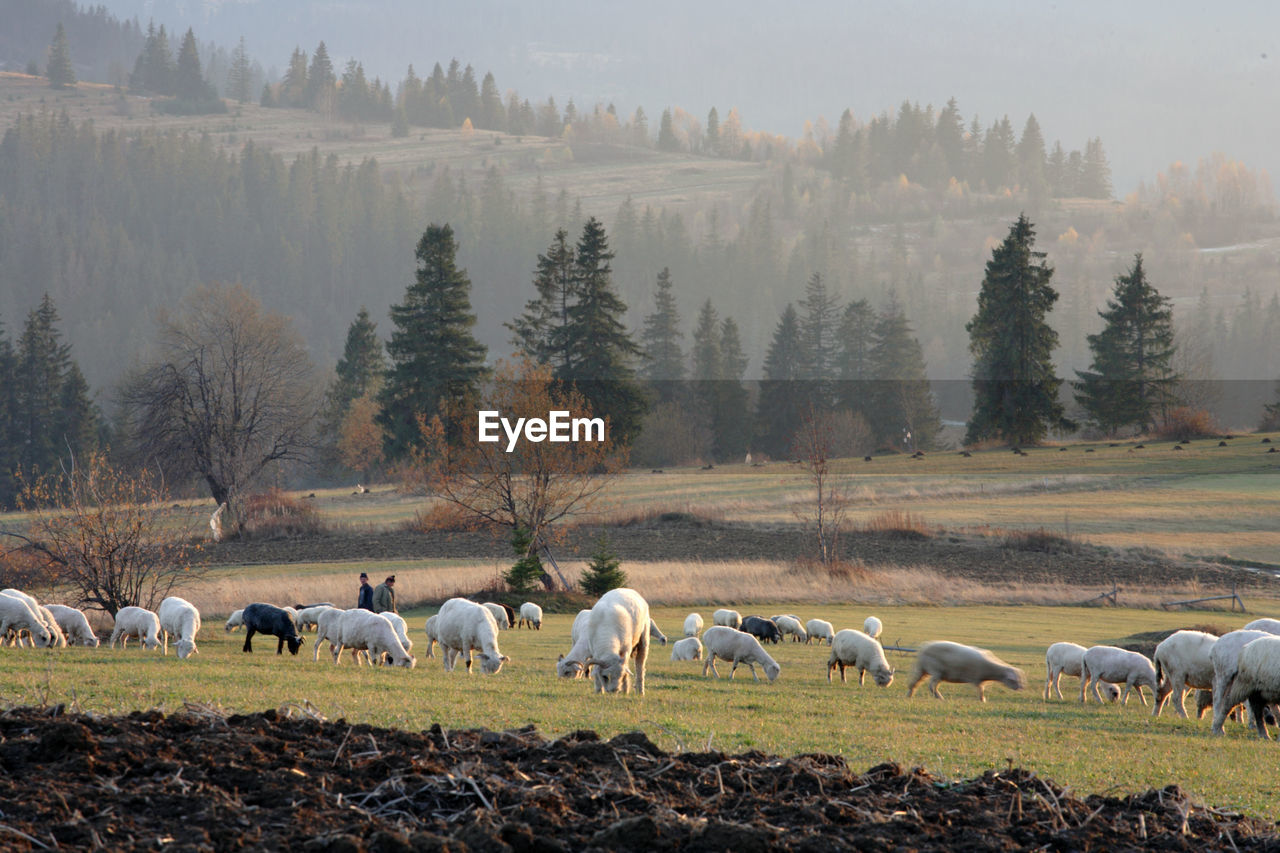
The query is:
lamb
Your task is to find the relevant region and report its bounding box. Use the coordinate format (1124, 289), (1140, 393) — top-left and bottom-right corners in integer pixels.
(224, 609), (245, 632)
(712, 608), (742, 630)
(1209, 629), (1274, 735)
(109, 606), (162, 651)
(805, 619), (835, 646)
(335, 609), (416, 668)
(241, 602), (305, 655)
(1, 589), (64, 647)
(1079, 645), (1158, 705)
(583, 588), (651, 695)
(158, 596), (202, 659)
(482, 602), (511, 629)
(863, 616), (883, 640)
(423, 614), (439, 659)
(1221, 635), (1280, 739)
(1243, 618), (1280, 635)
(827, 629), (894, 687)
(683, 613), (704, 637)
(648, 619), (668, 645)
(44, 604), (100, 647)
(741, 615), (782, 644)
(671, 636), (703, 661)
(556, 609), (593, 679)
(700, 625), (780, 683)
(518, 602), (543, 630)
(295, 605), (336, 633)
(907, 641), (1025, 701)
(436, 598), (509, 674)
(0, 594), (53, 648)
(1152, 630), (1218, 718)
(771, 615), (808, 643)
(1044, 642), (1120, 702)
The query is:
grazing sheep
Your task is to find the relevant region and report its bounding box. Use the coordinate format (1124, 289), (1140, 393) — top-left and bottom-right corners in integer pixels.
(423, 614), (439, 659)
(1152, 630), (1218, 718)
(671, 636), (703, 661)
(1244, 618), (1280, 635)
(314, 608), (362, 664)
(224, 609), (245, 632)
(828, 629), (894, 687)
(771, 615), (808, 643)
(44, 604), (99, 647)
(1210, 629), (1274, 735)
(241, 603), (305, 655)
(1043, 642), (1120, 702)
(556, 609), (593, 679)
(1079, 645), (1158, 705)
(701, 625), (780, 683)
(805, 619), (835, 646)
(109, 606), (162, 651)
(908, 641), (1025, 701)
(1222, 635), (1280, 739)
(584, 588), (651, 695)
(1, 590), (64, 647)
(295, 605), (336, 633)
(712, 608), (742, 630)
(482, 602), (511, 629)
(437, 598), (509, 675)
(158, 596), (202, 660)
(518, 602), (543, 630)
(336, 609), (416, 668)
(863, 616), (883, 640)
(741, 615), (782, 644)
(683, 612), (704, 637)
(0, 594), (53, 648)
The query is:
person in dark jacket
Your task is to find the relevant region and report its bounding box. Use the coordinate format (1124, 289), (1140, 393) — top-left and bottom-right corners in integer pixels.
(372, 575), (397, 613)
(357, 572), (374, 610)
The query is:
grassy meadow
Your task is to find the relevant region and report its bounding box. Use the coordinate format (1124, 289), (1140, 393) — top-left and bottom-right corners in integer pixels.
(5, 603), (1280, 817)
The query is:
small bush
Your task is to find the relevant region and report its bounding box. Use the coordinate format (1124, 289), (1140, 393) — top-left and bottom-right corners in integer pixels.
(1154, 407), (1219, 442)
(791, 555), (872, 583)
(1001, 528), (1082, 554)
(862, 510), (930, 540)
(579, 534), (627, 596)
(406, 501), (488, 532)
(241, 488), (326, 539)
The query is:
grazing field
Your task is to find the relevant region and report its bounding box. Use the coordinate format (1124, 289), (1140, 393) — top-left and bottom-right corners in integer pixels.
(6, 603), (1280, 818)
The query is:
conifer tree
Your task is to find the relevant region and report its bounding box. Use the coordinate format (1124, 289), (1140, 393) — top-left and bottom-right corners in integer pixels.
(130, 22), (173, 94)
(866, 296), (939, 450)
(505, 525), (547, 594)
(46, 22), (76, 89)
(578, 534), (626, 596)
(280, 46), (308, 106)
(714, 316), (752, 460)
(705, 106), (720, 155)
(1074, 255), (1178, 434)
(326, 307), (385, 426)
(0, 318), (17, 507)
(798, 272), (840, 410)
(966, 215), (1068, 446)
(304, 41), (335, 111)
(657, 108), (680, 151)
(507, 228), (576, 372)
(756, 304), (806, 458)
(1080, 138), (1112, 199)
(227, 36), (253, 103)
(174, 28), (211, 101)
(834, 298), (875, 417)
(377, 224), (487, 458)
(639, 267), (685, 384)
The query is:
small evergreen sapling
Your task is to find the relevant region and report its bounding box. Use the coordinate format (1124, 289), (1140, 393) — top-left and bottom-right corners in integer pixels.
(579, 534), (627, 596)
(505, 526), (546, 594)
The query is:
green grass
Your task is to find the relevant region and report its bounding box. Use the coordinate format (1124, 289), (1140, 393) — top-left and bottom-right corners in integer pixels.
(6, 603), (1280, 817)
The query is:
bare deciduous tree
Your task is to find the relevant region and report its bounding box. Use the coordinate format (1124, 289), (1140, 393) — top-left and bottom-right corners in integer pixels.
(119, 283), (320, 534)
(791, 405), (852, 565)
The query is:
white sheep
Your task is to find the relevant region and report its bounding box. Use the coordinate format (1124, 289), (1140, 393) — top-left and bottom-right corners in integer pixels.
(584, 588), (651, 695)
(109, 606), (162, 651)
(336, 609), (416, 668)
(295, 605), (335, 633)
(908, 640), (1025, 701)
(863, 616), (883, 640)
(1210, 629), (1274, 735)
(518, 602), (543, 630)
(282, 605), (300, 627)
(712, 608), (742, 630)
(44, 604), (100, 647)
(224, 609), (245, 633)
(1044, 642), (1120, 702)
(482, 602), (510, 629)
(1079, 645), (1158, 705)
(683, 612), (704, 637)
(827, 629), (894, 687)
(556, 609), (593, 679)
(382, 611), (413, 653)
(1222, 635), (1280, 739)
(671, 636), (703, 661)
(423, 614), (439, 659)
(1244, 618), (1280, 635)
(1152, 630), (1218, 718)
(158, 596), (202, 659)
(1, 589), (64, 647)
(314, 608), (358, 663)
(437, 598), (509, 674)
(771, 615), (808, 643)
(701, 625), (780, 683)
(805, 619), (835, 646)
(0, 594), (53, 648)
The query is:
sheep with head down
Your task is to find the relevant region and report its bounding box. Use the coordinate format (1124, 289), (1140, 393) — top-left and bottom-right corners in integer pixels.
(158, 596), (202, 659)
(584, 588), (651, 695)
(670, 636), (703, 661)
(44, 604), (100, 647)
(907, 640), (1025, 701)
(1079, 645), (1158, 705)
(556, 609), (593, 679)
(109, 606), (162, 651)
(701, 626), (780, 683)
(828, 629), (894, 687)
(0, 594), (53, 648)
(437, 598), (509, 675)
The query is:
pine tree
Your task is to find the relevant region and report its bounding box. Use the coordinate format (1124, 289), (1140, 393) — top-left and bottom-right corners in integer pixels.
(507, 228), (576, 372)
(690, 300), (721, 383)
(130, 22), (173, 94)
(1080, 138), (1112, 199)
(46, 22), (76, 89)
(174, 28), (211, 101)
(377, 224), (488, 458)
(639, 267), (685, 384)
(966, 215), (1068, 446)
(834, 298), (875, 417)
(280, 46), (308, 106)
(326, 307), (385, 425)
(1016, 114), (1048, 199)
(657, 108), (680, 151)
(714, 316), (752, 460)
(1261, 380), (1280, 431)
(227, 36), (253, 103)
(15, 295), (74, 474)
(798, 272), (840, 410)
(756, 304), (806, 458)
(304, 41), (335, 111)
(0, 317), (18, 507)
(705, 106), (720, 155)
(1074, 255), (1178, 434)
(578, 534), (627, 596)
(866, 296), (939, 450)
(505, 526), (547, 594)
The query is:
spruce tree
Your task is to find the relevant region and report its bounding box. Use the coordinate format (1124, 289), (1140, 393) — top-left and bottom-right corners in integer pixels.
(579, 534), (627, 596)
(0, 318), (17, 507)
(714, 316), (752, 461)
(505, 526), (546, 594)
(174, 28), (211, 101)
(756, 304), (806, 458)
(866, 296), (939, 450)
(46, 22), (76, 89)
(130, 22), (174, 94)
(1080, 138), (1113, 199)
(639, 267), (685, 385)
(1074, 254), (1178, 434)
(966, 215), (1068, 446)
(507, 228), (576, 372)
(227, 36), (253, 103)
(798, 272), (840, 410)
(834, 298), (875, 418)
(326, 307), (385, 427)
(705, 107), (720, 155)
(377, 224), (487, 458)
(657, 108), (680, 151)
(304, 42), (335, 110)
(280, 46), (308, 106)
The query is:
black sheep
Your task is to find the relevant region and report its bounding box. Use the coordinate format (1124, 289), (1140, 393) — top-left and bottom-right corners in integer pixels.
(241, 602), (304, 655)
(741, 615), (782, 644)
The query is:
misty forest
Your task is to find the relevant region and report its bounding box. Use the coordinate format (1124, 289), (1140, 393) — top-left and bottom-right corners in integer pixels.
(1, 0), (1279, 509)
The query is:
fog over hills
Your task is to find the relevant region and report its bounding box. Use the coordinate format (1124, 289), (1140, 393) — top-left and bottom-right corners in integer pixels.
(98, 0), (1279, 193)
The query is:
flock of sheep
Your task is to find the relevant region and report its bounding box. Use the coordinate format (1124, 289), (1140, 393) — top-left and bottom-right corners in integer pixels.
(8, 584), (1280, 739)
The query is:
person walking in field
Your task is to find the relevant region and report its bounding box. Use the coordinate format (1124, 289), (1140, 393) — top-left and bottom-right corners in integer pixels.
(372, 575), (397, 613)
(357, 572), (374, 610)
